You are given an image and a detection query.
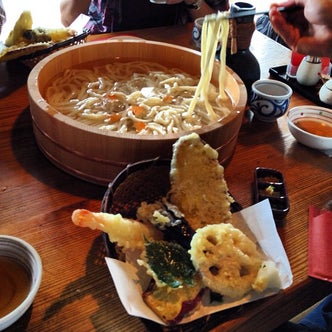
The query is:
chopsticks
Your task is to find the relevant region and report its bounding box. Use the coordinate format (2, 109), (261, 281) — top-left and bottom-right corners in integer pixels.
(222, 5), (303, 20)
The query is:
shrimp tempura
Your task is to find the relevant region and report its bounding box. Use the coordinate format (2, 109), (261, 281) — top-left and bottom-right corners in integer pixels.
(72, 209), (161, 250)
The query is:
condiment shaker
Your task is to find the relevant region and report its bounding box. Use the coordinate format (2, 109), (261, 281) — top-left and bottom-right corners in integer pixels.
(296, 55), (322, 86)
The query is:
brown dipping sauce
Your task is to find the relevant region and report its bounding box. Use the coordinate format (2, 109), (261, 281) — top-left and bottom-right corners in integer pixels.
(294, 119), (332, 137)
(0, 256), (31, 318)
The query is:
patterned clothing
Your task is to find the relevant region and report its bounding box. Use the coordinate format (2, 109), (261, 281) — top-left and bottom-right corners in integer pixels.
(273, 294), (332, 332)
(85, 0), (189, 33)
(0, 0), (5, 35)
(256, 14), (288, 48)
(85, 0), (230, 34)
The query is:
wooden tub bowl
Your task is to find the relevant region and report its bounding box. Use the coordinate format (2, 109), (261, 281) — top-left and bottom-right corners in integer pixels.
(28, 39), (247, 185)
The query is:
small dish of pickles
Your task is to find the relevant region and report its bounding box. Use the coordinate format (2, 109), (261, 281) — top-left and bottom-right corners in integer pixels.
(254, 167), (290, 222)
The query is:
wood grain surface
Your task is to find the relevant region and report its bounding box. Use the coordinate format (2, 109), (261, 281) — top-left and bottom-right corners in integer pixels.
(1, 24), (331, 332)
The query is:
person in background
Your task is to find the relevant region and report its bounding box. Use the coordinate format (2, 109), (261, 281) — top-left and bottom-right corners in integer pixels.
(0, 0), (6, 35)
(269, 0), (332, 58)
(256, 13), (288, 48)
(60, 0), (229, 34)
(272, 293), (332, 332)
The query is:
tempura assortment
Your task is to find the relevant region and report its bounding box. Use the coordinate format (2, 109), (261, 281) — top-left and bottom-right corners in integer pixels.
(0, 11), (75, 61)
(71, 133), (282, 325)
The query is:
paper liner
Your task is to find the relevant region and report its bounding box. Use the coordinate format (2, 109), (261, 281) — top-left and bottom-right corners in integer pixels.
(104, 199), (293, 325)
(308, 205), (332, 282)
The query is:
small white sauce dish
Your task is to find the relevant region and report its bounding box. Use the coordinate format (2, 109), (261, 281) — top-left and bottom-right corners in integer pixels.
(0, 236), (42, 331)
(287, 106), (332, 153)
(319, 79), (332, 106)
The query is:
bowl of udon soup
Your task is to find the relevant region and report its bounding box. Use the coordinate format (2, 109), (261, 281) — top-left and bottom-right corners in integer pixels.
(28, 39), (247, 185)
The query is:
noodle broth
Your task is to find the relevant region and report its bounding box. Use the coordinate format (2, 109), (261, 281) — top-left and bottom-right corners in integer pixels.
(45, 59), (234, 135)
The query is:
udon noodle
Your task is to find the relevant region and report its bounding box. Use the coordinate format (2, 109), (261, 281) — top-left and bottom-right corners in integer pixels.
(187, 11), (230, 119)
(46, 16), (230, 135)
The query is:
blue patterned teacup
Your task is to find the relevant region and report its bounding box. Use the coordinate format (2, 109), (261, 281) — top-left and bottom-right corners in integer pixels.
(249, 79), (293, 122)
(192, 17), (204, 49)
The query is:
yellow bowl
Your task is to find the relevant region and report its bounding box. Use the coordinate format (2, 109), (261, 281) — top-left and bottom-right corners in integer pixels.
(28, 39), (247, 185)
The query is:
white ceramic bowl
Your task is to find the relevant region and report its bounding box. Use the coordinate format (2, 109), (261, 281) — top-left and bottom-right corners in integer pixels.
(249, 79), (293, 122)
(0, 236), (42, 331)
(287, 106), (332, 151)
(319, 79), (332, 106)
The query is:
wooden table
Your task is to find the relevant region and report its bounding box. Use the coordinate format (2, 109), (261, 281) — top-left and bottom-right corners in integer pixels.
(1, 24), (331, 332)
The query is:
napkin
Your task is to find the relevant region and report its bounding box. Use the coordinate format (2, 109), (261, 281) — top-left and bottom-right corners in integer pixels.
(105, 199), (293, 325)
(308, 205), (332, 282)
(69, 14), (90, 32)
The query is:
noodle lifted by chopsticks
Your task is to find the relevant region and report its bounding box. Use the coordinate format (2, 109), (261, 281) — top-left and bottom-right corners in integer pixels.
(186, 12), (230, 121)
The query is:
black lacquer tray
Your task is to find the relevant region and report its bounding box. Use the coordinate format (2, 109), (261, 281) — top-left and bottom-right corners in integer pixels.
(269, 65), (332, 109)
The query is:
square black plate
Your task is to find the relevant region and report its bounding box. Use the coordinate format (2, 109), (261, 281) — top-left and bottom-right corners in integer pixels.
(254, 167), (290, 222)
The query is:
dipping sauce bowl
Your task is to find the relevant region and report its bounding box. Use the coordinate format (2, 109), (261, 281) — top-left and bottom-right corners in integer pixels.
(0, 236), (42, 331)
(287, 106), (332, 152)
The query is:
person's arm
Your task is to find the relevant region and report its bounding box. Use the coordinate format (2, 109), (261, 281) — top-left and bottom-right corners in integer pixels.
(269, 0), (332, 57)
(60, 0), (91, 27)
